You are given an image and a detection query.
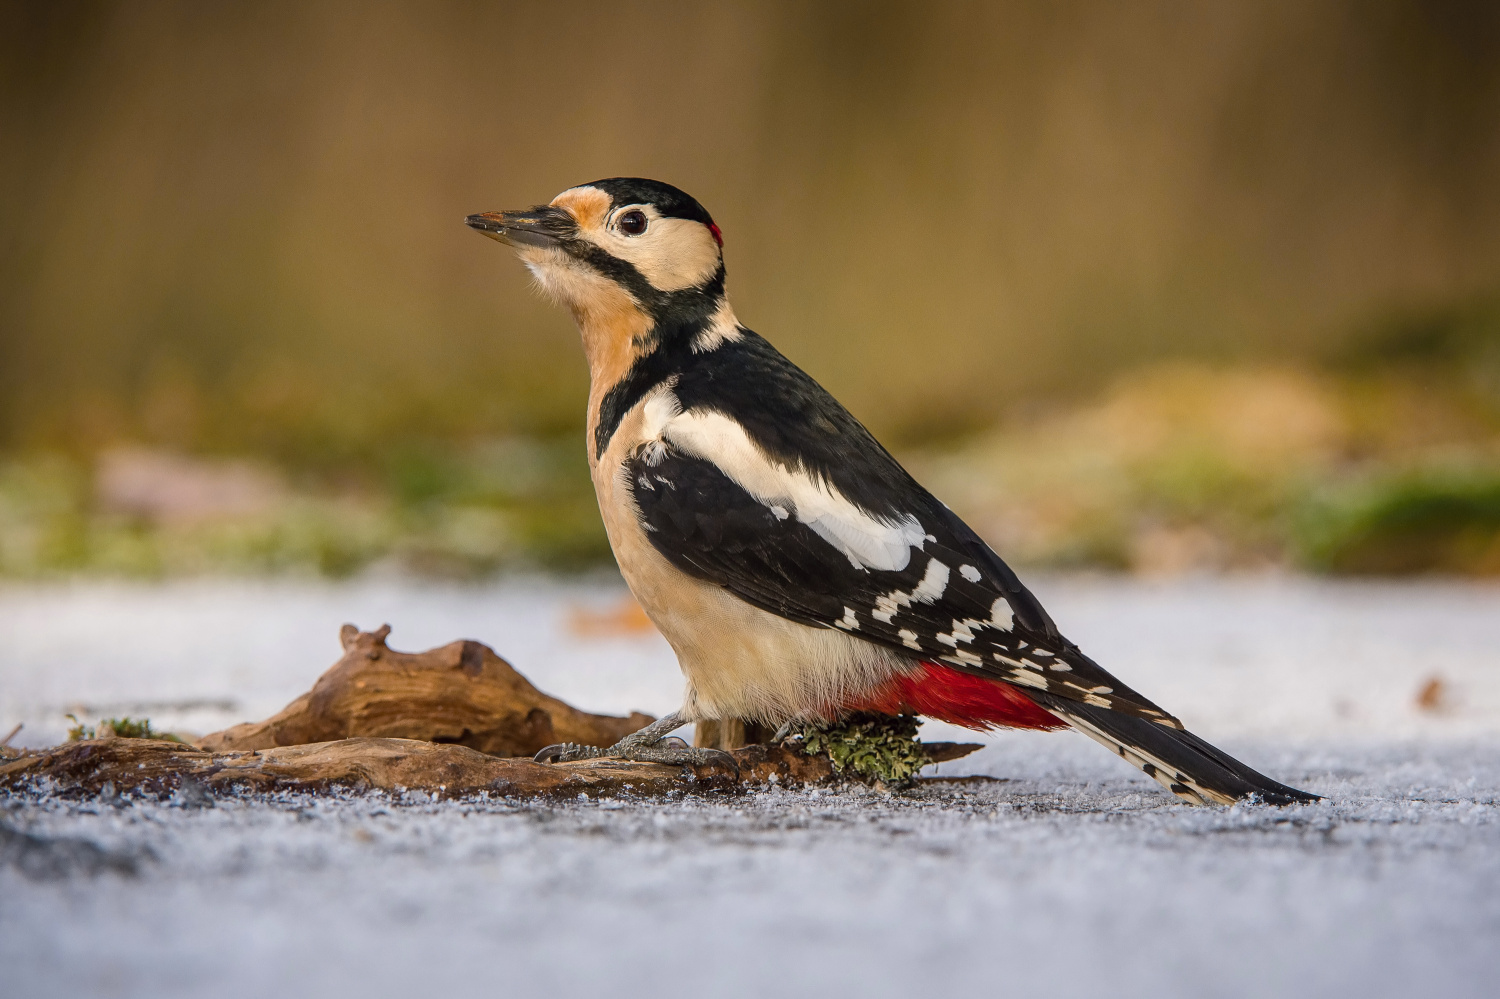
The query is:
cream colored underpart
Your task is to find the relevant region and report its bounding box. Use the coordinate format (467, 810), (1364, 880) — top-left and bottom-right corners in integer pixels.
(592, 389), (915, 723)
(551, 185), (722, 293)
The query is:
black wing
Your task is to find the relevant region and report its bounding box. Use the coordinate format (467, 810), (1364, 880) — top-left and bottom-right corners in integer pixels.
(625, 441), (1181, 728)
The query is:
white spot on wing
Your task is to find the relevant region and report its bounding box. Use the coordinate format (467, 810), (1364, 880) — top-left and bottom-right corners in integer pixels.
(937, 617), (985, 647)
(989, 598), (1013, 630)
(872, 558), (949, 624)
(897, 629), (921, 650)
(1002, 667), (1047, 689)
(836, 607), (859, 631)
(959, 564), (981, 583)
(912, 559), (950, 601)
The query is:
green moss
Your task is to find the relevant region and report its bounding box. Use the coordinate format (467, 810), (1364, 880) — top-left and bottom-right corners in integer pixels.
(786, 712), (931, 786)
(64, 714), (90, 741)
(1294, 466), (1500, 574)
(65, 715), (182, 742)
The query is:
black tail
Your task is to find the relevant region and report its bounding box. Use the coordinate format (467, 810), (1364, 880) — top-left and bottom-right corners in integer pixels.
(1030, 692), (1319, 806)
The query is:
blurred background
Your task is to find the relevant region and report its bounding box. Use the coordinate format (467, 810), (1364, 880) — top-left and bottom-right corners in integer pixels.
(3, 0), (1500, 580)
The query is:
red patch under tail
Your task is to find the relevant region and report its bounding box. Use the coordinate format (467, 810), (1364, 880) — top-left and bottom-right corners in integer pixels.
(844, 661), (1066, 731)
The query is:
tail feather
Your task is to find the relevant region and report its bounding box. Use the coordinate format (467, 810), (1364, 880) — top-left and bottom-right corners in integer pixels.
(1029, 692), (1319, 806)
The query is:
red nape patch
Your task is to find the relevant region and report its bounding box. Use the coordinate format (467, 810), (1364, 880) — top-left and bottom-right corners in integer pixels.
(707, 222), (723, 247)
(844, 662), (1066, 731)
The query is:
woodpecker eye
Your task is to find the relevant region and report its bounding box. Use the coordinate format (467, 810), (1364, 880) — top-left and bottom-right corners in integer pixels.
(618, 210), (648, 236)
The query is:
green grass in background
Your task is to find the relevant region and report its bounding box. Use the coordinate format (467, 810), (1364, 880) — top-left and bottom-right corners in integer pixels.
(3, 339), (1498, 580)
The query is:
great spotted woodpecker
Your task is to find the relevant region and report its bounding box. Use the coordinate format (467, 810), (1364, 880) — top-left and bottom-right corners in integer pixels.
(466, 178), (1315, 805)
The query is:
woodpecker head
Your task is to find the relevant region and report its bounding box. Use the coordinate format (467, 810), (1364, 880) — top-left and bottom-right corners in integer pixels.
(466, 178), (726, 331)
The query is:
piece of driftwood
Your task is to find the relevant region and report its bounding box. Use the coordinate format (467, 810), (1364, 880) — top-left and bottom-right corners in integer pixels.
(0, 736), (984, 799)
(197, 625), (654, 758)
(4, 621), (985, 800)
(0, 737), (717, 798)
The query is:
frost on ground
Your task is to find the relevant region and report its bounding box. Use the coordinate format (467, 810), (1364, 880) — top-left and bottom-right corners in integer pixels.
(2, 575), (1500, 998)
(4, 742), (1499, 999)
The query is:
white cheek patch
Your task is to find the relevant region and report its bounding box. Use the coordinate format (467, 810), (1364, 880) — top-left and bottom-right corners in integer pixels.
(585, 207), (721, 293)
(661, 408), (927, 572)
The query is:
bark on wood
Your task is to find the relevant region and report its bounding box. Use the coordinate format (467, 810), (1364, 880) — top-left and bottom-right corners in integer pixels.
(0, 737), (717, 798)
(0, 737), (985, 800)
(196, 624), (654, 758)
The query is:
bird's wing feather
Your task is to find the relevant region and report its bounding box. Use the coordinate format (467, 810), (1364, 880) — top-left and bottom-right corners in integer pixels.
(625, 433), (1180, 727)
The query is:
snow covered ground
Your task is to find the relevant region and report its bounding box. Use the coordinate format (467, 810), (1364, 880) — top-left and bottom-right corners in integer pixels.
(3, 574), (1500, 998)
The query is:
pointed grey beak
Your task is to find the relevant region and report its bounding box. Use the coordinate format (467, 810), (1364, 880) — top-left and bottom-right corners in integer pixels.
(464, 206), (576, 248)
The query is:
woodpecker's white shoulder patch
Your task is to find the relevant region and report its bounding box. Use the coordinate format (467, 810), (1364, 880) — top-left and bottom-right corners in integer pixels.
(659, 408), (927, 572)
(691, 299), (746, 353)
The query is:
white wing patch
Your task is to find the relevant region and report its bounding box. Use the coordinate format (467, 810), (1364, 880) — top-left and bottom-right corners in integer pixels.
(660, 403), (927, 572)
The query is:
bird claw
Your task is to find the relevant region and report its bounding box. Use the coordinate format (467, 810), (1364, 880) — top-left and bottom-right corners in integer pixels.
(616, 743), (740, 774)
(533, 742), (605, 763)
(534, 738), (739, 774)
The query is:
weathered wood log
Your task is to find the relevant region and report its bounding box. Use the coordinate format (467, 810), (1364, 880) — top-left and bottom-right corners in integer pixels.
(0, 736), (717, 798)
(4, 621), (986, 799)
(196, 624), (654, 758)
(0, 737), (985, 800)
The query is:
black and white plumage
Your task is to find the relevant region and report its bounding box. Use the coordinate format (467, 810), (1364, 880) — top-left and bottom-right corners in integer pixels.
(466, 178), (1316, 806)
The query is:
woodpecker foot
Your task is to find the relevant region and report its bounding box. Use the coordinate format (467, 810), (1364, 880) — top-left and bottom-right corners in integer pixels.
(533, 712), (739, 773)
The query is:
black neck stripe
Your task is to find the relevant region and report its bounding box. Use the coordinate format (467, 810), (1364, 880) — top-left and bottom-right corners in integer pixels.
(593, 318), (706, 460)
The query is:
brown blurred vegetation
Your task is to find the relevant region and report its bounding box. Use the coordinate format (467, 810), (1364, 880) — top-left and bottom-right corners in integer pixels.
(2, 0), (1500, 576)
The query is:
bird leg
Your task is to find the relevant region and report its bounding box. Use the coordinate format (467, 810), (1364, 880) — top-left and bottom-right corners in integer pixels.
(533, 711), (739, 772)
